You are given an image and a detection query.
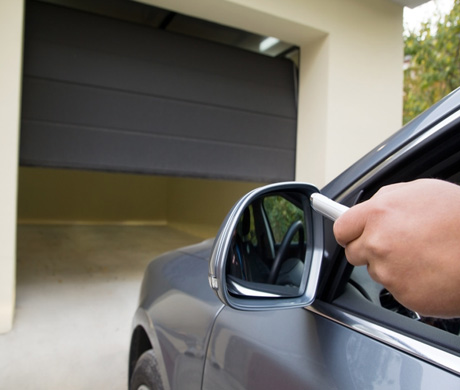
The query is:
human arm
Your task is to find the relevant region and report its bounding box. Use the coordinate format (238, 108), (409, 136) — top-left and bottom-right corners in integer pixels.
(333, 179), (460, 318)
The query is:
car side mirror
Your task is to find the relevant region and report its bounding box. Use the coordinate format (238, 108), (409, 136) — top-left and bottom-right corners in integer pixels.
(208, 182), (324, 310)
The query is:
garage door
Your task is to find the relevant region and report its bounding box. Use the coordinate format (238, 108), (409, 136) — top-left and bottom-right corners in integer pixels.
(20, 1), (298, 182)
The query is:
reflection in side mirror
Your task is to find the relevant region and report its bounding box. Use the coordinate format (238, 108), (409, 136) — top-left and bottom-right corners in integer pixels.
(226, 193), (306, 295)
(208, 182), (324, 311)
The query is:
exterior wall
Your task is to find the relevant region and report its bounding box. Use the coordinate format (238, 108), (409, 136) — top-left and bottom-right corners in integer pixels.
(137, 0), (404, 186)
(319, 0), (404, 182)
(0, 0), (24, 333)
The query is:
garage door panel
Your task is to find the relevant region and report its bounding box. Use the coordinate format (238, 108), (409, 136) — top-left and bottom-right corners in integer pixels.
(22, 78), (296, 150)
(20, 121), (294, 182)
(24, 2), (296, 119)
(26, 3), (293, 91)
(21, 1), (297, 181)
(24, 39), (296, 119)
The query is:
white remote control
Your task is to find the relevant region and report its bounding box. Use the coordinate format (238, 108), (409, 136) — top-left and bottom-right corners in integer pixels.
(310, 193), (349, 221)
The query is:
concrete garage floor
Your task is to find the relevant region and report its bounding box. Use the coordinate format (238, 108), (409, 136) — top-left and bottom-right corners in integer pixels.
(0, 225), (203, 389)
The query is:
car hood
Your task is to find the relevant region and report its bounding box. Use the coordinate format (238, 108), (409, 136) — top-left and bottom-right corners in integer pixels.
(176, 238), (215, 261)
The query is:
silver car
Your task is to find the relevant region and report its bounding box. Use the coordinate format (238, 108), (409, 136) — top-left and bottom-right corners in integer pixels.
(129, 88), (460, 389)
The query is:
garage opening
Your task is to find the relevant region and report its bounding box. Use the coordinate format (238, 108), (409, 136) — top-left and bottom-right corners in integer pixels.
(12, 1), (299, 387)
(19, 0), (300, 233)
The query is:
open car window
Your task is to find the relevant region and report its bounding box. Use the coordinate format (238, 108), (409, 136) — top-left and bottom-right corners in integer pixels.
(326, 111), (460, 355)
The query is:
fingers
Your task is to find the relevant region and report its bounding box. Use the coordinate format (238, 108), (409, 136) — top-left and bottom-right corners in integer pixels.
(333, 201), (369, 248)
(333, 181), (405, 248)
(333, 182), (408, 267)
(342, 237), (370, 267)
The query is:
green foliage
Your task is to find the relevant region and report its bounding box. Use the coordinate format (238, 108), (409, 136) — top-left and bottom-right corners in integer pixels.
(263, 196), (304, 243)
(404, 0), (460, 124)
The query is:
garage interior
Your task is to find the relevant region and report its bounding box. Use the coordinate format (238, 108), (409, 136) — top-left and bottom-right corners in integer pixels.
(2, 0), (298, 387)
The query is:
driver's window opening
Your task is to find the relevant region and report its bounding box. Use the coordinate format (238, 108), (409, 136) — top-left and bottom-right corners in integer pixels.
(226, 192), (308, 294)
(346, 163), (460, 337)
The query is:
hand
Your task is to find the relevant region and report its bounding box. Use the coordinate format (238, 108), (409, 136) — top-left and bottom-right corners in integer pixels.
(333, 179), (460, 318)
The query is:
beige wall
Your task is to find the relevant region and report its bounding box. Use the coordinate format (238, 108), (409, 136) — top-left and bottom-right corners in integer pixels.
(137, 0), (404, 186)
(167, 177), (263, 238)
(319, 0), (404, 182)
(17, 167), (170, 225)
(0, 0), (23, 333)
(18, 167), (263, 239)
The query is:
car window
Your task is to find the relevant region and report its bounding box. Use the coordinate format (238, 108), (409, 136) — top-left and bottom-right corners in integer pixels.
(330, 114), (460, 349)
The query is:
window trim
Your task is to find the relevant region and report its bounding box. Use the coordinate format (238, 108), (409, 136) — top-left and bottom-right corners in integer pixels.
(307, 301), (460, 376)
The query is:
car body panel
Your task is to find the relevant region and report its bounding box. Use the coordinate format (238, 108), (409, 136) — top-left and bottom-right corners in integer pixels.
(133, 234), (460, 390)
(135, 239), (223, 390)
(203, 304), (460, 390)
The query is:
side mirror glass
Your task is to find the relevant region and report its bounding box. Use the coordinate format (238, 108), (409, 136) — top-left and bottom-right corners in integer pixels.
(208, 182), (324, 310)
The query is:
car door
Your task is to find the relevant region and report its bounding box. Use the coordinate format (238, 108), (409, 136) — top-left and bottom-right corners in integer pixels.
(203, 305), (459, 389)
(203, 94), (460, 389)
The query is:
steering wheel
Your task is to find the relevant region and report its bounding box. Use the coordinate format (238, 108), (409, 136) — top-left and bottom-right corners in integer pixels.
(267, 220), (305, 284)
